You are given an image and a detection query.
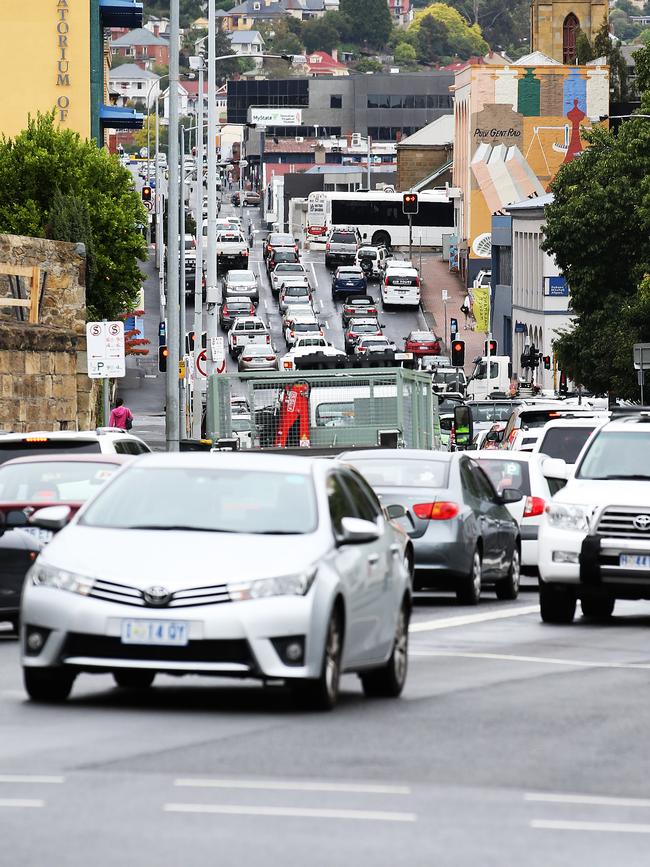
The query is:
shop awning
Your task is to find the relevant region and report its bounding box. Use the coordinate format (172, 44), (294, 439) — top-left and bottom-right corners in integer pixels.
(100, 105), (143, 130)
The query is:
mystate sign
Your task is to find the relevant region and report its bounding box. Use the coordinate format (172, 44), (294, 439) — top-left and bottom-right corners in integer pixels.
(249, 108), (302, 126)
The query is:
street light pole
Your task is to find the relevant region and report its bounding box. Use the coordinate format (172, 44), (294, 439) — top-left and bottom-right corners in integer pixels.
(192, 57), (205, 439)
(166, 0), (180, 451)
(179, 129), (187, 440)
(205, 0), (219, 378)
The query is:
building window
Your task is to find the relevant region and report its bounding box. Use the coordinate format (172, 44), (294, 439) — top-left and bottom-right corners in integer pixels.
(330, 94), (342, 109)
(563, 13), (579, 64)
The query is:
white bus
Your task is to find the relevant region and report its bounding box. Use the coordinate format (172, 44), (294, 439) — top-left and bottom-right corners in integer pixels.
(306, 189), (454, 248)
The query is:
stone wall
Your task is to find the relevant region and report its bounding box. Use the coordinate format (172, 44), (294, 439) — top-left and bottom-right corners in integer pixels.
(396, 146), (453, 193)
(0, 234), (96, 432)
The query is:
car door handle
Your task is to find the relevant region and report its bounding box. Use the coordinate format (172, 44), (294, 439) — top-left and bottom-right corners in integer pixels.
(367, 553), (380, 565)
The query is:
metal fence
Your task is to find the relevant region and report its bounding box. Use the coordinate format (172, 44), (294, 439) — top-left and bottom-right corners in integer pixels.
(206, 368), (439, 451)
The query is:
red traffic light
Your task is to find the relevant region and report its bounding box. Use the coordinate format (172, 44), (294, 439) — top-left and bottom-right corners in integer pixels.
(158, 345), (169, 372)
(484, 339), (498, 355)
(451, 339), (465, 367)
(402, 192), (419, 215)
(141, 185), (152, 203)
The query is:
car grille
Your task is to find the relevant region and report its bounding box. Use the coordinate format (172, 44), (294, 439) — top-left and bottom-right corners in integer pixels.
(87, 578), (231, 608)
(61, 633), (252, 665)
(596, 507), (650, 539)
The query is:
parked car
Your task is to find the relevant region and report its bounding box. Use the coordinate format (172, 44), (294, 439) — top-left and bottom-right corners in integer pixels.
(331, 266), (367, 301)
(341, 295), (378, 327)
(340, 449), (522, 603)
(219, 296), (256, 331)
(325, 226), (360, 269)
(404, 331), (440, 357)
(344, 318), (383, 354)
(222, 269), (259, 303)
(238, 344), (279, 372)
(244, 191), (261, 207)
(20, 453), (413, 708)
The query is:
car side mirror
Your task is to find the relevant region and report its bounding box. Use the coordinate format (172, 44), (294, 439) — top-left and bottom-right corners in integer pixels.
(499, 488), (523, 504)
(29, 505), (72, 532)
(338, 517), (380, 545)
(385, 504), (406, 520)
(543, 457), (569, 480)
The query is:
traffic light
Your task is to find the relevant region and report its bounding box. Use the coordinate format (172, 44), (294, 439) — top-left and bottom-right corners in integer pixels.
(141, 185), (152, 203)
(450, 317), (458, 338)
(543, 355), (551, 370)
(451, 339), (465, 368)
(484, 339), (498, 355)
(402, 192), (419, 215)
(158, 345), (169, 372)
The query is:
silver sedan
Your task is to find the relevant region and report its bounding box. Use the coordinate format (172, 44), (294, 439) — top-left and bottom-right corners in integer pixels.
(237, 344), (279, 371)
(20, 453), (413, 710)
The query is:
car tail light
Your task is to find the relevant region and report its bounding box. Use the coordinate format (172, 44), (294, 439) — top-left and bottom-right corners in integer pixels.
(384, 277), (389, 285)
(243, 250), (249, 256)
(25, 437), (49, 443)
(413, 502), (459, 520)
(232, 335), (237, 345)
(523, 496), (545, 518)
(266, 334), (270, 343)
(266, 355), (275, 361)
(326, 243), (330, 251)
(249, 305), (255, 314)
(223, 304), (228, 314)
(415, 277), (420, 287)
(242, 356), (252, 362)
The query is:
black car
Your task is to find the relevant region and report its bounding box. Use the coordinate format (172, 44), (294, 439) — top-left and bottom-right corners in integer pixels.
(231, 191), (240, 206)
(219, 297), (256, 331)
(340, 449), (522, 603)
(0, 522), (42, 634)
(266, 247), (300, 273)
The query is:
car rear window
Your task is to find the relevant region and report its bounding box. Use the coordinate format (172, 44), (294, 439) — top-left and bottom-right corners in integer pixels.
(538, 426), (596, 463)
(387, 274), (418, 287)
(518, 410), (566, 430)
(351, 324), (379, 333)
(476, 459), (531, 496)
(0, 441), (102, 464)
(347, 459), (449, 489)
(331, 232), (356, 243)
(0, 460), (118, 502)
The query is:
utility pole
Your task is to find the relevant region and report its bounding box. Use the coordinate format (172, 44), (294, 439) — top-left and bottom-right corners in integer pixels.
(166, 0), (180, 451)
(179, 130), (186, 440)
(205, 0), (218, 377)
(366, 134), (371, 189)
(408, 214), (412, 263)
(192, 57), (205, 439)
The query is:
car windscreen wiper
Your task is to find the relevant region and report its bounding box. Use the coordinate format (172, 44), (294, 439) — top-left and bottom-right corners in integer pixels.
(586, 474), (650, 481)
(125, 524), (241, 533)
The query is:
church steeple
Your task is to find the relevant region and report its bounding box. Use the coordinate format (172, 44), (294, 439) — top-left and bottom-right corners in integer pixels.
(530, 0), (608, 64)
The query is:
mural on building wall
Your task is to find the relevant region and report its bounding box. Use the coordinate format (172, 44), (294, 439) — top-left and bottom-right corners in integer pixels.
(468, 63), (608, 257)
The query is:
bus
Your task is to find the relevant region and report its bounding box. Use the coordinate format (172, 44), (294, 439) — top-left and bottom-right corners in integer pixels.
(306, 189), (454, 249)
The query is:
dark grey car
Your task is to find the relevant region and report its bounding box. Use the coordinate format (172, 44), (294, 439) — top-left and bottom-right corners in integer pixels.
(339, 449), (521, 604)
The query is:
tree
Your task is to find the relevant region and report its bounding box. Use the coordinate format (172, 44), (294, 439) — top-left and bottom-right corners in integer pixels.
(542, 120), (650, 397)
(441, 0), (529, 52)
(340, 0), (393, 47)
(258, 20), (303, 55)
(576, 31), (594, 65)
(303, 18), (339, 53)
(635, 42), (650, 94)
(415, 14), (451, 63)
(0, 112), (147, 320)
(394, 41), (418, 68)
(410, 3), (488, 60)
(587, 19), (629, 101)
(354, 58), (384, 73)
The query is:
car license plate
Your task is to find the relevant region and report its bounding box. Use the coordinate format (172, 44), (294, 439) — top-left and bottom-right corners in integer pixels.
(20, 526), (53, 545)
(619, 554), (650, 569)
(121, 620), (188, 646)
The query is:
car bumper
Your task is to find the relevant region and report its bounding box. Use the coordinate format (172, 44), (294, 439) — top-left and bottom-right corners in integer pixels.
(21, 584), (330, 681)
(578, 535), (650, 597)
(382, 292), (421, 307)
(538, 525), (583, 584)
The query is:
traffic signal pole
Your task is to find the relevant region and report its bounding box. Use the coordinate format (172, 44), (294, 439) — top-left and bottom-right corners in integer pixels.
(408, 215), (412, 263)
(165, 0), (180, 452)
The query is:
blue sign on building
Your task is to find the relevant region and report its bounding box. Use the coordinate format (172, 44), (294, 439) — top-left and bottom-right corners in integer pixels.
(546, 276), (569, 297)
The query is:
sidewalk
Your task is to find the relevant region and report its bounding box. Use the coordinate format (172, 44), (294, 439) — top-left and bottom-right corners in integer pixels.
(117, 247), (166, 449)
(419, 255), (485, 374)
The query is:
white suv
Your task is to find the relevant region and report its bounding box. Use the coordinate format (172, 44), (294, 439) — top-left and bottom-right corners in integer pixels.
(0, 430), (150, 463)
(538, 413), (650, 623)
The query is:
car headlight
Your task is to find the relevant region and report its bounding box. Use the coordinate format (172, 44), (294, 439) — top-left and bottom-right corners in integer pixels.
(228, 567), (317, 601)
(29, 563), (94, 596)
(545, 503), (593, 533)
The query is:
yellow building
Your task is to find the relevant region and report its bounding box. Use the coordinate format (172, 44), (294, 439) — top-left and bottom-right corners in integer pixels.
(0, 0), (143, 144)
(452, 54), (609, 285)
(531, 0), (608, 64)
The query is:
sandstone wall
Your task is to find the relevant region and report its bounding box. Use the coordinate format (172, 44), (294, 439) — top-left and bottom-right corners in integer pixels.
(0, 234), (96, 432)
(396, 146), (453, 193)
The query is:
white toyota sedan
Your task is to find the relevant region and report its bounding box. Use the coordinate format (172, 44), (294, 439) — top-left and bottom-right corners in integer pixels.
(20, 453), (413, 710)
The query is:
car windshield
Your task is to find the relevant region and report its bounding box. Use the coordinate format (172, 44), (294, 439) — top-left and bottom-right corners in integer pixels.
(227, 303), (251, 313)
(475, 459), (531, 496)
(348, 459), (449, 488)
(294, 322), (319, 332)
(0, 441), (101, 464)
(538, 426), (596, 463)
(80, 467), (318, 534)
(469, 403), (518, 422)
(270, 235), (293, 246)
(228, 273), (255, 285)
(244, 345), (274, 356)
(0, 461), (119, 502)
(577, 430), (650, 480)
(352, 324), (379, 334)
(274, 251), (296, 262)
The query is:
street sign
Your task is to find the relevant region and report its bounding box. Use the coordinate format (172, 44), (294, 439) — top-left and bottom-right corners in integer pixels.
(633, 343), (650, 370)
(250, 108), (302, 126)
(178, 359), (186, 380)
(210, 337), (226, 373)
(442, 289), (449, 301)
(86, 321), (125, 379)
(144, 201), (153, 211)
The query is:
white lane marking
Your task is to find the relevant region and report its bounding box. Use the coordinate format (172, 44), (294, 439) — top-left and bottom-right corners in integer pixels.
(310, 262), (318, 288)
(531, 819), (650, 834)
(0, 775), (64, 784)
(0, 799), (45, 808)
(324, 320), (330, 330)
(526, 793), (650, 808)
(174, 779), (410, 795)
(409, 605), (538, 633)
(164, 803), (417, 822)
(263, 299), (268, 312)
(410, 650), (650, 671)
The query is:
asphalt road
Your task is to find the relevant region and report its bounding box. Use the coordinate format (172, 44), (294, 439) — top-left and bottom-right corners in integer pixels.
(3, 592), (650, 865)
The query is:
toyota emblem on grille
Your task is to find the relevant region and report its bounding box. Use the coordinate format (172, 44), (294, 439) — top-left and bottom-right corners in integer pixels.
(633, 515), (650, 531)
(143, 586), (171, 606)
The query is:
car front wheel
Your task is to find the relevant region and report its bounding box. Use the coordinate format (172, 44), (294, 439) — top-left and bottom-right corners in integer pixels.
(360, 600), (409, 698)
(539, 580), (576, 624)
(293, 609), (342, 711)
(23, 667), (75, 703)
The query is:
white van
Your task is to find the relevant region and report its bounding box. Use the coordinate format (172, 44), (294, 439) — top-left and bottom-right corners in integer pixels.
(381, 266), (420, 308)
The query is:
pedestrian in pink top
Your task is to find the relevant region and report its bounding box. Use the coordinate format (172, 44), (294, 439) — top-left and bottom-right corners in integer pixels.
(109, 398), (133, 430)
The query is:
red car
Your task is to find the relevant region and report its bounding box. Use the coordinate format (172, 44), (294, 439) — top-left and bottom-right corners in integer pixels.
(404, 330), (441, 356)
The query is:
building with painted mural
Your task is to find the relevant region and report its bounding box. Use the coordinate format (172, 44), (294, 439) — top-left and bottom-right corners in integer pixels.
(0, 0), (144, 145)
(452, 52), (609, 286)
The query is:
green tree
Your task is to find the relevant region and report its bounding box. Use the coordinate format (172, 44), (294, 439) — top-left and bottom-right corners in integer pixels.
(394, 41), (418, 68)
(441, 0), (529, 52)
(410, 3), (488, 60)
(416, 13), (450, 63)
(635, 42), (650, 93)
(576, 31), (594, 64)
(340, 0), (393, 47)
(303, 18), (339, 53)
(542, 120), (650, 397)
(354, 58), (384, 72)
(0, 112), (146, 319)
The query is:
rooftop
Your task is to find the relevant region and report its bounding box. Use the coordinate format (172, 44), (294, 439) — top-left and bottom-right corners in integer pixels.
(397, 114), (454, 148)
(108, 63), (160, 81)
(111, 26), (168, 46)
